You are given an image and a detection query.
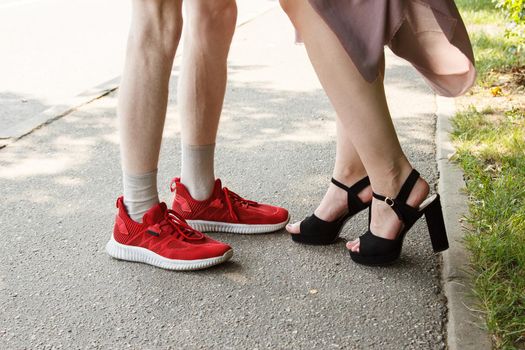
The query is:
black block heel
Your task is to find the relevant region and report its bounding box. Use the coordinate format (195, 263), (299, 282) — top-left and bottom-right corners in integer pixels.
(349, 169), (449, 266)
(291, 176), (370, 245)
(424, 195), (449, 252)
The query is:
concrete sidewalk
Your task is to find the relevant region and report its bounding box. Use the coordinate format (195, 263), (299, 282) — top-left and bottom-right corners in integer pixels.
(0, 0), (276, 143)
(1, 8), (448, 349)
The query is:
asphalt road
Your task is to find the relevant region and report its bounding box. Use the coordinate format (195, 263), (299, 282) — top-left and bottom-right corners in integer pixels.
(0, 7), (447, 350)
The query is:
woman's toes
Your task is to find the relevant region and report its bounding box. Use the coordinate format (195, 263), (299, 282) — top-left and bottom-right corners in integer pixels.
(286, 222), (301, 234)
(346, 239), (359, 251)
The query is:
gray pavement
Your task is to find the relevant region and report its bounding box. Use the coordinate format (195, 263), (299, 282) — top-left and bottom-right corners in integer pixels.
(0, 0), (277, 141)
(0, 0), (130, 140)
(1, 8), (447, 350)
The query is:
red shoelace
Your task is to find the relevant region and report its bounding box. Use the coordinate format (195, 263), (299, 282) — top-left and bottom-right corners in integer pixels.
(221, 187), (258, 222)
(149, 209), (204, 241)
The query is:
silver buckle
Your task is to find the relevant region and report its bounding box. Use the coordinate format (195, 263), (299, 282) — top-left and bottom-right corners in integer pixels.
(384, 197), (395, 207)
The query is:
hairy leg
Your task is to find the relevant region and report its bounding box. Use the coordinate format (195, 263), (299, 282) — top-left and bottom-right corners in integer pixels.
(177, 0), (237, 200)
(118, 0), (183, 220)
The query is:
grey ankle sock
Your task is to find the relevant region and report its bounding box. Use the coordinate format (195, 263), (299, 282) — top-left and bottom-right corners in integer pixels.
(180, 143), (215, 200)
(123, 169), (160, 222)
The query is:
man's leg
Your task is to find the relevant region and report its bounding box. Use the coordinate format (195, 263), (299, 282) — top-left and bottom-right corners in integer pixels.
(177, 0), (237, 200)
(118, 0), (182, 221)
(171, 0), (289, 234)
(109, 0), (233, 271)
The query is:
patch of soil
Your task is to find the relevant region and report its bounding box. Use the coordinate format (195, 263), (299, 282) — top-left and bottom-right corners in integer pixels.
(457, 66), (525, 114)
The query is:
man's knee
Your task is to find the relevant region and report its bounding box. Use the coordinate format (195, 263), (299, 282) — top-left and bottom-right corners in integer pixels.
(187, 0), (237, 36)
(131, 0), (183, 57)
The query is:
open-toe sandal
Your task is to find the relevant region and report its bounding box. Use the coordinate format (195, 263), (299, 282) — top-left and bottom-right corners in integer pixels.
(350, 169), (449, 265)
(292, 176), (370, 245)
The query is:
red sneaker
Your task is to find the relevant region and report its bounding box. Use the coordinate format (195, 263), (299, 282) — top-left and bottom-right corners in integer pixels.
(170, 178), (289, 234)
(106, 197), (233, 270)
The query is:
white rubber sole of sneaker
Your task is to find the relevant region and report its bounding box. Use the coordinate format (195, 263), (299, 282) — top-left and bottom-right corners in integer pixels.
(187, 215), (290, 234)
(105, 237), (233, 271)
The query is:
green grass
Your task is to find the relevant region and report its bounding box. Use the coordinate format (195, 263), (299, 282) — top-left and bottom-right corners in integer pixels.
(453, 1), (525, 349)
(457, 0), (523, 85)
(456, 0), (506, 24)
(470, 31), (523, 85)
(451, 107), (525, 349)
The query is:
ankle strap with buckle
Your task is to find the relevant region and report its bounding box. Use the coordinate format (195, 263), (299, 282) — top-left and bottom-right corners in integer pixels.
(372, 169), (420, 223)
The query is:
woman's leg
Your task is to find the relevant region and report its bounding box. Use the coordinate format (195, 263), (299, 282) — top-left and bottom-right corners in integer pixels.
(118, 0), (183, 221)
(280, 0), (429, 250)
(286, 119), (371, 233)
(287, 56), (387, 234)
(177, 0), (237, 200)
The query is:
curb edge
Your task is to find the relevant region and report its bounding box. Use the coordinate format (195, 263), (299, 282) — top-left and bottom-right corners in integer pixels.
(435, 96), (492, 350)
(0, 79), (119, 148)
(0, 4), (281, 149)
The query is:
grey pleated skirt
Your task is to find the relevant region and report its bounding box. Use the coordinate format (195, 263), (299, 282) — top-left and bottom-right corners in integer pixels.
(307, 0), (476, 97)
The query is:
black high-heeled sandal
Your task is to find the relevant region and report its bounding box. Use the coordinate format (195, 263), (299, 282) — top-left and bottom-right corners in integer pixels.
(291, 176), (371, 245)
(349, 169), (449, 266)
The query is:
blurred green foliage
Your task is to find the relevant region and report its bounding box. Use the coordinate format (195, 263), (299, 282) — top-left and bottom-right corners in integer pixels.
(493, 0), (525, 53)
